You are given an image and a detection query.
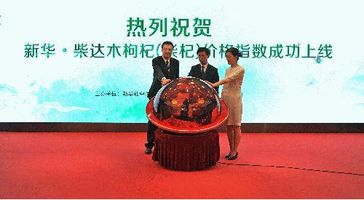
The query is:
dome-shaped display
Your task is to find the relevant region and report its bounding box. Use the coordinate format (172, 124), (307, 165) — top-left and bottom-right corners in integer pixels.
(146, 77), (228, 134)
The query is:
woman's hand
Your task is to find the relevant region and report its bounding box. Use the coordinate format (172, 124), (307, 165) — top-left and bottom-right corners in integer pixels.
(208, 81), (218, 88)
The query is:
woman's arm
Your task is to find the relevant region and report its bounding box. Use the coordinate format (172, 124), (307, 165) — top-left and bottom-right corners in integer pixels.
(212, 67), (244, 88)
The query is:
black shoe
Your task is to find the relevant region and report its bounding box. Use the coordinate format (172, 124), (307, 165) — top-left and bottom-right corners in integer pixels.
(227, 152), (238, 160)
(225, 153), (231, 158)
(145, 147), (153, 154)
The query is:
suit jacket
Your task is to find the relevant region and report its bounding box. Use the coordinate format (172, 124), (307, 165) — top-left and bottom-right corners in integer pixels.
(188, 63), (219, 92)
(147, 56), (179, 99)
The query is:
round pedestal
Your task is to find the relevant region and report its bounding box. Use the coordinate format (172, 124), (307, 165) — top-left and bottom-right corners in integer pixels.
(152, 128), (220, 171)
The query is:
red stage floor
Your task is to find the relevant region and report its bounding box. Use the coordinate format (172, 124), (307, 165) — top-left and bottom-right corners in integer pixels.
(0, 132), (363, 198)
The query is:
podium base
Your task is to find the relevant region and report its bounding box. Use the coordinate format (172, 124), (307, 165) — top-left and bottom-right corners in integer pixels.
(152, 128), (220, 171)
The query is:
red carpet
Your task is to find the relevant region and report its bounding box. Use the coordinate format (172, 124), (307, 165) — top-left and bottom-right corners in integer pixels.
(0, 132), (363, 198)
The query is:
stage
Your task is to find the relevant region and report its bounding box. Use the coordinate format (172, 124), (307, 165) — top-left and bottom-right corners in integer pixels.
(0, 132), (363, 198)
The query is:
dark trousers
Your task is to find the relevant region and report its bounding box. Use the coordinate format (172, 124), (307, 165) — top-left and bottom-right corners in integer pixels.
(145, 120), (157, 148)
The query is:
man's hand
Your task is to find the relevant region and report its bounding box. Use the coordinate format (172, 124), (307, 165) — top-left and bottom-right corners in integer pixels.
(161, 77), (171, 85)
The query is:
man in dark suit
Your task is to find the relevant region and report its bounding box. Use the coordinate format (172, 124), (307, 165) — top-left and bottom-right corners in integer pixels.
(145, 41), (179, 154)
(188, 47), (219, 92)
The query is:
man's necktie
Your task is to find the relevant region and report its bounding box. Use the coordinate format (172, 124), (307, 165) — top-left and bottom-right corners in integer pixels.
(166, 60), (170, 72)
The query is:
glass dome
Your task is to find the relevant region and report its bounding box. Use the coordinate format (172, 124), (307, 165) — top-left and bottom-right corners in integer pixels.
(146, 77), (228, 134)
